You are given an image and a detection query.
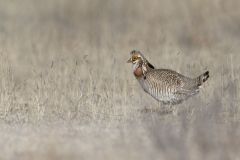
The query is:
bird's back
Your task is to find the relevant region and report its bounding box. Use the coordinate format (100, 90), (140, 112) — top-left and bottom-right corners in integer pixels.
(138, 69), (201, 104)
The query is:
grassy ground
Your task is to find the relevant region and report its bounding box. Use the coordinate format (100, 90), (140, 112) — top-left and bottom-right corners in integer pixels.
(0, 0), (240, 159)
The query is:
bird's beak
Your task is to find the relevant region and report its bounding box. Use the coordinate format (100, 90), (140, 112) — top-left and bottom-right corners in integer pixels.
(127, 58), (132, 63)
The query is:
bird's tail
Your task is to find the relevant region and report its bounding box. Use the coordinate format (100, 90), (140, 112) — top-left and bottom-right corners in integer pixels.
(196, 71), (209, 86)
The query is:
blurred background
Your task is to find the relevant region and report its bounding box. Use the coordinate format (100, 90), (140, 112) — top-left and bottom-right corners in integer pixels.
(0, 0), (239, 160)
(1, 0), (240, 75)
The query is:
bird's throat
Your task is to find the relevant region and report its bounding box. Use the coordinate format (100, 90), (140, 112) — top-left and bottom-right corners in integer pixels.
(134, 66), (144, 78)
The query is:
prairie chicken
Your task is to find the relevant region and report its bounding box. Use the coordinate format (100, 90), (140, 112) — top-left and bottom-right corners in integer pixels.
(127, 50), (209, 105)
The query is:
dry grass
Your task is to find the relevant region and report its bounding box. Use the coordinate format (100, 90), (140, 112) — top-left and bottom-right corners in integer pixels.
(0, 0), (240, 159)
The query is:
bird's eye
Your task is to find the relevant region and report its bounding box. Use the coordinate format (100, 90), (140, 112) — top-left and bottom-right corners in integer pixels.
(132, 56), (138, 61)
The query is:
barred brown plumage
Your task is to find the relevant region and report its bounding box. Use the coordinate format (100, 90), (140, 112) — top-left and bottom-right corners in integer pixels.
(127, 50), (209, 105)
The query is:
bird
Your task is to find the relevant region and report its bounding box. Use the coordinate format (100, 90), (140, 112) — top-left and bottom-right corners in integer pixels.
(127, 50), (209, 105)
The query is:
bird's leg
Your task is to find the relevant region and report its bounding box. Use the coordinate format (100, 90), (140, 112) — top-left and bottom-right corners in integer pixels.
(171, 105), (178, 116)
(141, 102), (161, 113)
(155, 102), (173, 115)
(140, 105), (152, 113)
(157, 101), (161, 111)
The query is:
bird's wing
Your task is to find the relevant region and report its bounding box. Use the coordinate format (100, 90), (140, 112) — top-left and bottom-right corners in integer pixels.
(146, 69), (184, 94)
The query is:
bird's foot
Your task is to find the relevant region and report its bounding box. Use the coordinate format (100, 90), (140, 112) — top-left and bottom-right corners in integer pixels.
(139, 106), (173, 115)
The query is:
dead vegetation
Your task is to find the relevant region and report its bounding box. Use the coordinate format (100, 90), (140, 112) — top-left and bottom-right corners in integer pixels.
(0, 0), (239, 159)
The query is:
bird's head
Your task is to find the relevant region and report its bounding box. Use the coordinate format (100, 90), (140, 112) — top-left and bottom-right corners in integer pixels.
(127, 50), (155, 77)
(127, 50), (145, 64)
